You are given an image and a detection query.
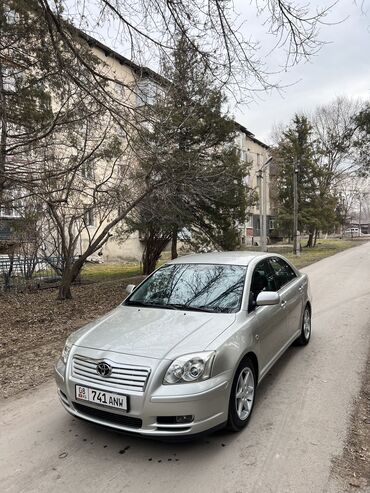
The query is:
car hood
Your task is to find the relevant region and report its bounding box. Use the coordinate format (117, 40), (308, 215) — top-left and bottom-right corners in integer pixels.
(74, 305), (236, 360)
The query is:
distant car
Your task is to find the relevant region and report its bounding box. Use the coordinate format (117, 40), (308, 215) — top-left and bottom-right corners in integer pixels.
(55, 252), (311, 438)
(345, 228), (360, 235)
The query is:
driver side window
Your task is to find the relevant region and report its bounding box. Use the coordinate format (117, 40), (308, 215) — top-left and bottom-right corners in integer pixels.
(249, 260), (277, 312)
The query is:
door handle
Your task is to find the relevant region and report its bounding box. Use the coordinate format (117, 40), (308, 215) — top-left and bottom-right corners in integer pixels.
(298, 285), (304, 292)
(280, 300), (287, 308)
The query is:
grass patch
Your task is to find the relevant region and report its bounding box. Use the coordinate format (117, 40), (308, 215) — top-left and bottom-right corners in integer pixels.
(265, 239), (367, 269)
(81, 239), (368, 281)
(82, 262), (142, 281)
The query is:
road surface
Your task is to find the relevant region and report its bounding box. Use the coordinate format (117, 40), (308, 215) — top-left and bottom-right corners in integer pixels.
(1, 242), (370, 493)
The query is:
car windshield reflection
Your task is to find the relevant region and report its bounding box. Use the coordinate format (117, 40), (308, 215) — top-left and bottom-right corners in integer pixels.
(125, 263), (247, 313)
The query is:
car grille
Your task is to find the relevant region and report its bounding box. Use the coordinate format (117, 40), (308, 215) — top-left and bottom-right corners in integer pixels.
(72, 355), (150, 392)
(73, 402), (142, 428)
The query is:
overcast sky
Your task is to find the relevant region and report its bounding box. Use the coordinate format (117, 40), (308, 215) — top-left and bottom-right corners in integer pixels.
(68, 0), (370, 145)
(232, 0), (370, 143)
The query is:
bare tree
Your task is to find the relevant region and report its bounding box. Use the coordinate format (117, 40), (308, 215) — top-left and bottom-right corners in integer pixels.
(37, 0), (336, 102)
(33, 111), (161, 299)
(313, 96), (361, 192)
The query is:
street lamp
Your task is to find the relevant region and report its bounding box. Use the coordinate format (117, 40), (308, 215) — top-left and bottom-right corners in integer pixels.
(293, 165), (300, 256)
(257, 156), (273, 252)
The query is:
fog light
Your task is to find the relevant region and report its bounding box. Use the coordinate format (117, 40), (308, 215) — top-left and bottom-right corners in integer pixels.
(175, 415), (194, 424)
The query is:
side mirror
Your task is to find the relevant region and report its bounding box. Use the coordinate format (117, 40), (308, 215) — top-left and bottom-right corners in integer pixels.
(256, 291), (280, 306)
(126, 284), (136, 295)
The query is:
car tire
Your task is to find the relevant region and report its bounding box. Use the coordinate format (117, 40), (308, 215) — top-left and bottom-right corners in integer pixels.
(227, 357), (256, 432)
(294, 305), (311, 346)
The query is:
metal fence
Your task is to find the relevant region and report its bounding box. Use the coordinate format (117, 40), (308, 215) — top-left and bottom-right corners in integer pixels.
(0, 256), (77, 293)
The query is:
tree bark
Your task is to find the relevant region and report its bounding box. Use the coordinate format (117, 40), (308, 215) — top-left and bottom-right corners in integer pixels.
(58, 259), (84, 300)
(142, 233), (171, 275)
(306, 231), (314, 248)
(313, 229), (319, 247)
(171, 227), (178, 259)
(0, 56), (8, 202)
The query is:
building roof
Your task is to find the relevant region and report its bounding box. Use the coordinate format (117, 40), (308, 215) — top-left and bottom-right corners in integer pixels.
(235, 122), (270, 150)
(75, 29), (167, 85)
(75, 28), (269, 150)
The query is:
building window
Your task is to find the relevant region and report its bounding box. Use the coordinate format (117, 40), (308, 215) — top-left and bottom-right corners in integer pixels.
(269, 219), (276, 230)
(113, 81), (125, 98)
(81, 163), (94, 179)
(84, 209), (94, 227)
(136, 79), (159, 106)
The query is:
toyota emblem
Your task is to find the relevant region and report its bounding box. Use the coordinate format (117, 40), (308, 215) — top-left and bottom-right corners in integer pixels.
(96, 361), (112, 377)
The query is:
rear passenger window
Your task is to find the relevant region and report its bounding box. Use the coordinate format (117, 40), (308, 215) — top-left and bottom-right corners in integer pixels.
(269, 258), (296, 290)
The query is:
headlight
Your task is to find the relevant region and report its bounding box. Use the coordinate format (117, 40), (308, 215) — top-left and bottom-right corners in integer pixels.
(61, 336), (74, 363)
(163, 351), (215, 384)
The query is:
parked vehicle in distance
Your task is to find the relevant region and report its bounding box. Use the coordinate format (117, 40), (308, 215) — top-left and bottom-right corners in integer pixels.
(55, 252), (311, 438)
(344, 227), (360, 236)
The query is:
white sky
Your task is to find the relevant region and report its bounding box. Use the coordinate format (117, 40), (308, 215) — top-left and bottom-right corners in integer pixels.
(66, 0), (370, 145)
(232, 0), (370, 143)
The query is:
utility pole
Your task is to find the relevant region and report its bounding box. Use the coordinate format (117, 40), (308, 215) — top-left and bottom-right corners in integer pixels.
(257, 156), (273, 252)
(257, 169), (263, 250)
(358, 192), (362, 236)
(293, 165), (299, 255)
(262, 166), (268, 252)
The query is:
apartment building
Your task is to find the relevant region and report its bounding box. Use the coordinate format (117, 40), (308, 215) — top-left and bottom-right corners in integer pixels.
(0, 30), (273, 261)
(74, 33), (274, 260)
(236, 124), (274, 246)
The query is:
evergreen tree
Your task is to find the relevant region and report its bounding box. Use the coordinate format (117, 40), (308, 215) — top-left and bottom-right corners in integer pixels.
(126, 34), (251, 274)
(353, 103), (370, 174)
(273, 114), (339, 247)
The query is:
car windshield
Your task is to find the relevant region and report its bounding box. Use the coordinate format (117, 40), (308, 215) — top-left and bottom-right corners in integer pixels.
(125, 263), (247, 313)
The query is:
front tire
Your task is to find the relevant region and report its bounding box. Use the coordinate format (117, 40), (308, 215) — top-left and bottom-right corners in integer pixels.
(295, 305), (311, 346)
(227, 357), (256, 432)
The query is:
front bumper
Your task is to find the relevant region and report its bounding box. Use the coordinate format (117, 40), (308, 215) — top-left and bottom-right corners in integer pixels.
(55, 356), (231, 438)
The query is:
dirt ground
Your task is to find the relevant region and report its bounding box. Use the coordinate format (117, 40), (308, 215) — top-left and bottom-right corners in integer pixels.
(331, 342), (370, 490)
(0, 275), (369, 488)
(0, 277), (144, 400)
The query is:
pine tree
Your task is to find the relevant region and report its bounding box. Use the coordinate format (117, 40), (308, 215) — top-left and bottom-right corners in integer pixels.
(273, 114), (339, 247)
(126, 34), (251, 274)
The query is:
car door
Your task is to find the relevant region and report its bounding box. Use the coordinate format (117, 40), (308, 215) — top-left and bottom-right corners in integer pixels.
(248, 259), (288, 375)
(268, 257), (303, 343)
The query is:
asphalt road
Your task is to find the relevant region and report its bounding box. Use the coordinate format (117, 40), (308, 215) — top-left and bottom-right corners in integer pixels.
(1, 242), (370, 493)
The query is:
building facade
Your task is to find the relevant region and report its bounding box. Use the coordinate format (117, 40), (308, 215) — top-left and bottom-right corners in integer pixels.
(0, 31), (273, 262)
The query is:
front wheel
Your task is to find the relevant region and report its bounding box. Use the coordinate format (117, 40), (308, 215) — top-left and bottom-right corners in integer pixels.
(295, 305), (311, 346)
(227, 358), (256, 432)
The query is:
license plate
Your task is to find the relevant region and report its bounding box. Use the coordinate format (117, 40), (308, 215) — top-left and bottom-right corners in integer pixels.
(75, 385), (128, 411)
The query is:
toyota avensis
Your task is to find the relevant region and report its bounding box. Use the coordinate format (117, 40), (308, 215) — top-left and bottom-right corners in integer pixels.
(55, 252), (311, 438)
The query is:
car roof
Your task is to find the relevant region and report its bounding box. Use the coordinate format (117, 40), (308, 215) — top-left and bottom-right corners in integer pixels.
(168, 251), (272, 266)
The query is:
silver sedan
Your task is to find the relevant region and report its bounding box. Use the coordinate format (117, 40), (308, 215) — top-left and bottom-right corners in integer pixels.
(55, 252), (311, 438)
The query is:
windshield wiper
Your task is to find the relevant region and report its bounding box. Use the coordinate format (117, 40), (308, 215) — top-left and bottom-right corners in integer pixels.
(126, 300), (224, 312)
(165, 303), (220, 313)
(125, 300), (177, 310)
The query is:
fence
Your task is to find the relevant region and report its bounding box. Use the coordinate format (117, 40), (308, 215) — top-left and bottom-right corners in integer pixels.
(0, 256), (78, 293)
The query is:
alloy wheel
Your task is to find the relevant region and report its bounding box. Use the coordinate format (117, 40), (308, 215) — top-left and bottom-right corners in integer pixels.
(235, 367), (255, 421)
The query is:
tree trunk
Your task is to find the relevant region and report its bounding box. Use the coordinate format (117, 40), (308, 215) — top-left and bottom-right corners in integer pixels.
(58, 260), (84, 300)
(142, 240), (161, 275)
(0, 57), (7, 201)
(171, 227), (178, 259)
(313, 230), (319, 247)
(3, 252), (14, 291)
(142, 233), (171, 275)
(306, 231), (314, 248)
